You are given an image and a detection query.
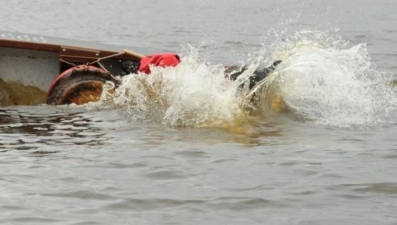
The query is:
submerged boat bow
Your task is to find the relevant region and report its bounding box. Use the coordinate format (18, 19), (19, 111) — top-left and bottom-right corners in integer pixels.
(0, 31), (144, 106)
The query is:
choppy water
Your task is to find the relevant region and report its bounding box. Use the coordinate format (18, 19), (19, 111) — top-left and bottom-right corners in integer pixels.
(1, 0), (397, 224)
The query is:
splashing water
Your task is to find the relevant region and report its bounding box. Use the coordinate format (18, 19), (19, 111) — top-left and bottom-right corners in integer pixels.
(263, 31), (397, 127)
(96, 31), (396, 128)
(102, 49), (249, 128)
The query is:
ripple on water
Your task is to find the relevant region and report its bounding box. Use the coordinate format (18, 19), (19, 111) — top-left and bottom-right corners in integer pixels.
(102, 196), (280, 212)
(0, 107), (124, 152)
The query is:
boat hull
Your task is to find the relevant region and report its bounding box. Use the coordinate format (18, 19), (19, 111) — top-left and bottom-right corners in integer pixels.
(0, 46), (59, 91)
(0, 31), (143, 106)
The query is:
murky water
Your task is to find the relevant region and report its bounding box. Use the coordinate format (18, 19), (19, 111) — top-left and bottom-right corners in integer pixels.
(1, 0), (397, 224)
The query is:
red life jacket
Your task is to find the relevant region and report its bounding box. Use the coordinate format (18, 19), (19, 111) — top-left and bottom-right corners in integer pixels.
(138, 54), (181, 74)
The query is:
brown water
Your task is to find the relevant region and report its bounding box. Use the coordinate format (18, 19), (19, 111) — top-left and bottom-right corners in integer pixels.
(0, 78), (46, 106)
(0, 0), (397, 224)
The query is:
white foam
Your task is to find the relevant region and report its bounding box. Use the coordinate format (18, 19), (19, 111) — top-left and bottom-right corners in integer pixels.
(95, 30), (396, 128)
(268, 32), (396, 127)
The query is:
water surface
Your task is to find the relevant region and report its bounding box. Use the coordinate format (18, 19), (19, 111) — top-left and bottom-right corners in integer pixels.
(0, 0), (397, 224)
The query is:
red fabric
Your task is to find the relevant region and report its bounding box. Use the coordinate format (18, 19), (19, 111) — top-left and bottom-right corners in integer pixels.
(138, 54), (180, 74)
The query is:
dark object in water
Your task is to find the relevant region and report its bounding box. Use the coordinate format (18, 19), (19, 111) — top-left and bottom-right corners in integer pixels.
(227, 60), (282, 89)
(46, 65), (120, 105)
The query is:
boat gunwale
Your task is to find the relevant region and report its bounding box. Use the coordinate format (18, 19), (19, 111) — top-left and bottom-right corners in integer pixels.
(0, 38), (142, 62)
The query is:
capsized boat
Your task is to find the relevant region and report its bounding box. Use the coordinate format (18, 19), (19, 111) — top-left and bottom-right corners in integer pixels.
(0, 31), (291, 114)
(0, 31), (146, 106)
